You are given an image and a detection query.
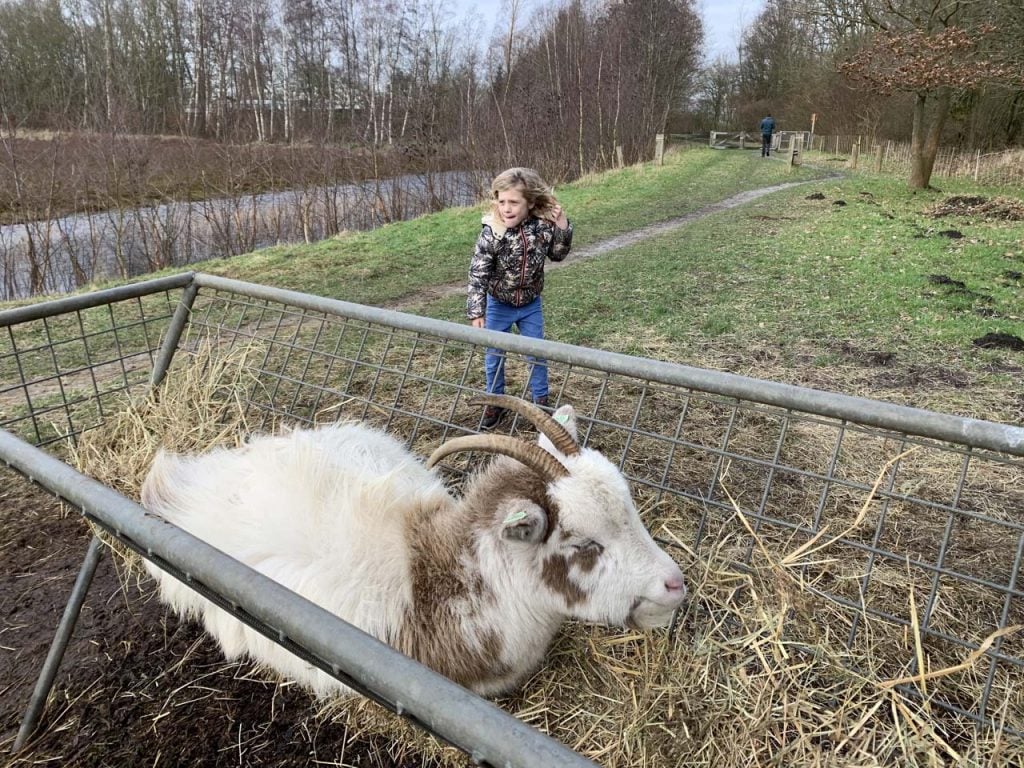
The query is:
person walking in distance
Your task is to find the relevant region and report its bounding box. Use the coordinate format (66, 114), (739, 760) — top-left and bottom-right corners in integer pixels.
(467, 167), (573, 430)
(760, 113), (776, 157)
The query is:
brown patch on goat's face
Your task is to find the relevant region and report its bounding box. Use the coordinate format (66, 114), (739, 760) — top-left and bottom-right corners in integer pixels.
(542, 553), (589, 606)
(572, 545), (601, 573)
(556, 528), (602, 573)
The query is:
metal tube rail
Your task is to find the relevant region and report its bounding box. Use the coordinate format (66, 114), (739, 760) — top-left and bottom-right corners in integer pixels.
(151, 280), (199, 387)
(193, 273), (1024, 457)
(0, 273), (194, 327)
(0, 429), (597, 768)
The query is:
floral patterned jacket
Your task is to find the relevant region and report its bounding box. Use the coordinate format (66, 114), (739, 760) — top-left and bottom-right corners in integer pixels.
(466, 214), (573, 319)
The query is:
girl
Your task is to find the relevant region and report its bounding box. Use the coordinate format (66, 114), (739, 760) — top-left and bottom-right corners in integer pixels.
(467, 167), (573, 430)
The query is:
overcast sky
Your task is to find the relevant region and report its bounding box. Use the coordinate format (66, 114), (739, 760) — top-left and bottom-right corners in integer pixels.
(701, 0), (765, 62)
(459, 1), (766, 64)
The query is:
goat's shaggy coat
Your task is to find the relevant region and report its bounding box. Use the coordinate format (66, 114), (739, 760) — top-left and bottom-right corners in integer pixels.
(141, 404), (686, 697)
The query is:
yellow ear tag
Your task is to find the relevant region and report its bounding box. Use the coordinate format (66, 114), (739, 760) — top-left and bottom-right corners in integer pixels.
(503, 510), (528, 524)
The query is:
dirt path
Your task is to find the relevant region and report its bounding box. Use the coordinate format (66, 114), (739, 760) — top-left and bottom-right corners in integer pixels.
(386, 180), (817, 312)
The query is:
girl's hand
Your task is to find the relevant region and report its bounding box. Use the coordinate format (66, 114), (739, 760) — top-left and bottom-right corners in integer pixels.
(471, 317), (485, 329)
(548, 203), (569, 229)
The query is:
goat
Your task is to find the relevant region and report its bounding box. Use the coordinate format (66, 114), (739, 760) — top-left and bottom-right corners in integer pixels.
(140, 394), (687, 697)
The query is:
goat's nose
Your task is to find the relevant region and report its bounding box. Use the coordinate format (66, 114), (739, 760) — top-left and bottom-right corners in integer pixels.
(665, 574), (686, 594)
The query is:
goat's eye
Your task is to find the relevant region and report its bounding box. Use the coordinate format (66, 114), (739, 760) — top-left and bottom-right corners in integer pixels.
(573, 540), (604, 555)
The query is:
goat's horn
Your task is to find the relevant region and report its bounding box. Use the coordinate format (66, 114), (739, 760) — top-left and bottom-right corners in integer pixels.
(426, 434), (569, 483)
(469, 394), (579, 457)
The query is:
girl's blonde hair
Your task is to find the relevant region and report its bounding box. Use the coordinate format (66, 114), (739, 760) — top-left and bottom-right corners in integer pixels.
(489, 167), (558, 222)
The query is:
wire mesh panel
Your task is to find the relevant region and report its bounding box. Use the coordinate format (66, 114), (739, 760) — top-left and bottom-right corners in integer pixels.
(3, 273), (1023, 747)
(0, 277), (187, 447)
(182, 275), (1024, 733)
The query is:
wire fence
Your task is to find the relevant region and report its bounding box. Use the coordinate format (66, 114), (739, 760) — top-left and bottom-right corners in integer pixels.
(810, 136), (1024, 185)
(2, 273), (1023, 760)
(0, 276), (183, 447)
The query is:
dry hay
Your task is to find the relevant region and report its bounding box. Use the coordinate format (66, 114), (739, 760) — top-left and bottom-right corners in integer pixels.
(72, 340), (1024, 767)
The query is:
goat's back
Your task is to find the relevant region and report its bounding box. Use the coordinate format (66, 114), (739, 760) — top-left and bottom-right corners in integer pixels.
(139, 422), (451, 694)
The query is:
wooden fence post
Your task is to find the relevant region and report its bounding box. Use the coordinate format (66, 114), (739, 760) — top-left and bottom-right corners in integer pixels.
(655, 133), (665, 165)
(974, 149), (981, 181)
(848, 138), (860, 169)
(615, 145), (624, 168)
(873, 144), (883, 173)
(787, 136), (802, 170)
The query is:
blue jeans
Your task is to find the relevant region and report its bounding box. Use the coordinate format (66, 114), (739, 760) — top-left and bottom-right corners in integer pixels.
(484, 296), (548, 401)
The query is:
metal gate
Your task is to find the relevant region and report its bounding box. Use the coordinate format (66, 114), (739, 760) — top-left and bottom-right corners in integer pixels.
(3, 272), (1022, 761)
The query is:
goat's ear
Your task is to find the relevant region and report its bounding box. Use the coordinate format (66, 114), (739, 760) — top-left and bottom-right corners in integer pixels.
(498, 500), (548, 544)
(538, 405), (578, 455)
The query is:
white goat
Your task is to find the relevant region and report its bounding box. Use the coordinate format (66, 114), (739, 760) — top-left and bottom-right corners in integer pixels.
(141, 395), (687, 697)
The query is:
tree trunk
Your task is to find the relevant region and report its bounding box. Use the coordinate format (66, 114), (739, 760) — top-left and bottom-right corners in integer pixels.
(102, 0), (115, 123)
(576, 19), (585, 176)
(191, 0), (209, 136)
(909, 88), (951, 189)
(908, 92), (928, 189)
(1005, 90), (1022, 145)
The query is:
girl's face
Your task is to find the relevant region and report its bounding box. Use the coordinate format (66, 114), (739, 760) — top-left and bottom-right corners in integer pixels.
(496, 185), (529, 229)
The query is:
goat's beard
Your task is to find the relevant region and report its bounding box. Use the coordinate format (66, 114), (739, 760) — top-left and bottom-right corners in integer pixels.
(623, 597), (644, 631)
(626, 597), (679, 630)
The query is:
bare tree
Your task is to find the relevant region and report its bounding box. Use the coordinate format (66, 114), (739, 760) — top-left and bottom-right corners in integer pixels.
(694, 57), (740, 132)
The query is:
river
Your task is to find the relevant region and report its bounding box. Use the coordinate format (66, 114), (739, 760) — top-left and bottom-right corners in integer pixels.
(0, 169), (481, 301)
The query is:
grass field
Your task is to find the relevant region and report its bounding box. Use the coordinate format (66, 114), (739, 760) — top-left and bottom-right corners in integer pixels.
(185, 146), (1023, 424)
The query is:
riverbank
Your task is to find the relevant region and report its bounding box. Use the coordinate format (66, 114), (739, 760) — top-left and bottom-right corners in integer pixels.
(0, 132), (467, 227)
(0, 132), (481, 299)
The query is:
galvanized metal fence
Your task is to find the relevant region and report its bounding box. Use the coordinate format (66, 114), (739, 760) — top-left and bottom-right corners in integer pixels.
(2, 272), (1023, 760)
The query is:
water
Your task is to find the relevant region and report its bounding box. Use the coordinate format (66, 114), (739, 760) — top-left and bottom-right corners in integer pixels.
(0, 169), (481, 300)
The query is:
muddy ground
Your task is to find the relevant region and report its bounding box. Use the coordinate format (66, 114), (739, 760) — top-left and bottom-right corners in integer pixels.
(0, 470), (421, 767)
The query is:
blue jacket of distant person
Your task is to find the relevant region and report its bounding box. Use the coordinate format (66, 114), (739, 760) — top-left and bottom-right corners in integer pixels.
(760, 115), (776, 136)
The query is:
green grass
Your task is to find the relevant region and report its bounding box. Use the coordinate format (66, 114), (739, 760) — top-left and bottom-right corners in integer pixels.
(191, 149), (823, 304)
(541, 175), (1022, 350)
(3, 147), (1021, 424)
(414, 153), (1023, 421)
